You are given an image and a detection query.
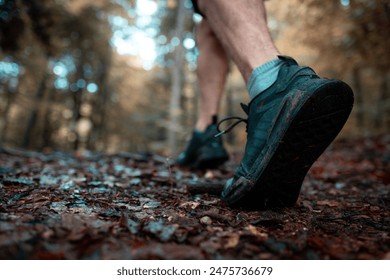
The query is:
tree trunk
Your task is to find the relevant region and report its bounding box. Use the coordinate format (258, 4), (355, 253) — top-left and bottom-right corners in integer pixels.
(22, 73), (48, 148)
(88, 55), (111, 151)
(351, 67), (364, 129)
(168, 0), (187, 155)
(374, 72), (389, 130)
(41, 87), (55, 149)
(72, 88), (83, 150)
(0, 85), (18, 146)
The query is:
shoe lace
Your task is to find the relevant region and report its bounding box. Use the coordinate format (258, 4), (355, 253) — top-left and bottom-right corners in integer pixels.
(214, 103), (249, 137)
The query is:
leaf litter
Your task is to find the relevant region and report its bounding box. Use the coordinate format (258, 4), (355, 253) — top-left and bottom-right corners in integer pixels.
(0, 136), (389, 259)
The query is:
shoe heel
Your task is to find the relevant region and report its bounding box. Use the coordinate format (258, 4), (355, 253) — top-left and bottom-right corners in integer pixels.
(258, 81), (354, 208)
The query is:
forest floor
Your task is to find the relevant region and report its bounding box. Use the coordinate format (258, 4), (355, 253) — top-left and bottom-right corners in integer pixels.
(0, 135), (389, 260)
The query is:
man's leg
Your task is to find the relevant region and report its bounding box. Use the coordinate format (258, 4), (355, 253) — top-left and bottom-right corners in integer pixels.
(196, 0), (354, 208)
(175, 19), (229, 169)
(196, 0), (284, 101)
(195, 20), (228, 131)
(197, 0), (279, 82)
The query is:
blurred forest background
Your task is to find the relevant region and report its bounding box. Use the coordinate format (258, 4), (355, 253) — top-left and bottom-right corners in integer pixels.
(0, 0), (389, 156)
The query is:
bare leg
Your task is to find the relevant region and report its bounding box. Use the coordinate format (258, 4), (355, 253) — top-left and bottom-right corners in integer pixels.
(175, 19), (229, 168)
(195, 19), (229, 131)
(197, 0), (279, 82)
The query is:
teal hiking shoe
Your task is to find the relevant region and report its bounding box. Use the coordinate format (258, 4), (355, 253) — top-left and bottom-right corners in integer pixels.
(176, 119), (229, 169)
(220, 56), (354, 209)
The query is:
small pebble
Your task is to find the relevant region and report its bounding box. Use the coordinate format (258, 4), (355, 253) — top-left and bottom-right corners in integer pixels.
(200, 216), (212, 225)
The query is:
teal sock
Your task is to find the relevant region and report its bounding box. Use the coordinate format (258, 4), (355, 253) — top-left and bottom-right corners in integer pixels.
(247, 57), (284, 100)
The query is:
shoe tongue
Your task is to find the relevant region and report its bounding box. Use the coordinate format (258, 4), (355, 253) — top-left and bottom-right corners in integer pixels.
(240, 103), (249, 114)
(211, 115), (218, 125)
(277, 55), (298, 66)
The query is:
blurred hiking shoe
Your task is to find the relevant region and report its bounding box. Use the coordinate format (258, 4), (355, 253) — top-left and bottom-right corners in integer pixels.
(176, 120), (229, 169)
(220, 56), (354, 209)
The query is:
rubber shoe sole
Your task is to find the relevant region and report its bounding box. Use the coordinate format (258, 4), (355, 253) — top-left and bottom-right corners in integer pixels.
(222, 80), (354, 209)
(194, 152), (229, 169)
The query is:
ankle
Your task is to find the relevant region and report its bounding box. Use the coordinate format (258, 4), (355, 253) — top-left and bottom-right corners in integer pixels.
(195, 115), (218, 132)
